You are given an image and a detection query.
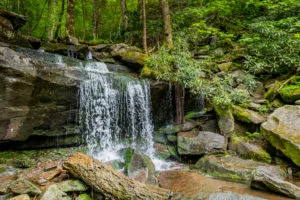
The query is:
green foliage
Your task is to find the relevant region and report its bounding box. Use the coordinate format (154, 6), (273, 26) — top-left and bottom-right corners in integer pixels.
(245, 131), (261, 140)
(230, 89), (250, 105)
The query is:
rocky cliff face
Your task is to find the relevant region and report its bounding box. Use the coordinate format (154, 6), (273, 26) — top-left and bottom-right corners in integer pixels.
(0, 46), (85, 148)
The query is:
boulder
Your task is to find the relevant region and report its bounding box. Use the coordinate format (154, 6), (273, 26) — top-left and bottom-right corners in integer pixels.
(124, 148), (156, 185)
(261, 105), (300, 167)
(8, 178), (41, 195)
(156, 122), (197, 135)
(229, 136), (271, 163)
(232, 105), (266, 124)
(251, 166), (300, 199)
(177, 131), (225, 155)
(57, 180), (89, 192)
(195, 155), (268, 183)
(8, 194), (30, 200)
(39, 185), (70, 200)
(279, 85), (300, 104)
(296, 100), (300, 105)
(0, 47), (82, 143)
(154, 143), (171, 160)
(0, 9), (26, 31)
(213, 104), (234, 136)
(110, 43), (146, 71)
(0, 175), (17, 194)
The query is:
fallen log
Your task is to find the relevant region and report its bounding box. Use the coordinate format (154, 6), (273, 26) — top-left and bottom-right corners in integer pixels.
(63, 153), (172, 200)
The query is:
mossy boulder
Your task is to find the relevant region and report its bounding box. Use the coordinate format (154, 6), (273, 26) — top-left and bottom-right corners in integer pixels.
(177, 131), (225, 155)
(76, 194), (92, 200)
(0, 9), (26, 31)
(229, 136), (271, 163)
(232, 105), (266, 125)
(57, 180), (89, 192)
(279, 85), (300, 104)
(156, 122), (197, 135)
(154, 143), (171, 160)
(261, 105), (300, 167)
(8, 178), (41, 195)
(213, 104), (234, 136)
(39, 184), (71, 200)
(9, 194), (30, 200)
(141, 65), (159, 79)
(264, 81), (282, 101)
(195, 155), (268, 183)
(124, 148), (156, 185)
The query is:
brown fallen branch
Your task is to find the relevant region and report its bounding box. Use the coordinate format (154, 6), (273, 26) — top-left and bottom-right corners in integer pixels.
(63, 153), (172, 200)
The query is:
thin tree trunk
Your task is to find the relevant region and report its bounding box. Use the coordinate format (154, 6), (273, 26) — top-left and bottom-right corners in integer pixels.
(92, 0), (98, 40)
(120, 0), (127, 30)
(142, 0), (147, 54)
(174, 83), (185, 124)
(81, 0), (86, 40)
(54, 0), (65, 39)
(47, 0), (55, 40)
(160, 0), (173, 48)
(66, 0), (75, 36)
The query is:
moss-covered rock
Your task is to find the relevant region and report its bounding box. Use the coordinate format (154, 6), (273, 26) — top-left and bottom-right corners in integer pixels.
(154, 143), (171, 160)
(279, 85), (300, 104)
(8, 178), (41, 195)
(213, 104), (234, 136)
(39, 184), (71, 200)
(156, 122), (197, 135)
(57, 180), (89, 192)
(195, 155), (268, 183)
(261, 105), (300, 167)
(184, 111), (206, 120)
(124, 148), (156, 185)
(141, 65), (159, 79)
(232, 105), (266, 125)
(264, 81), (282, 101)
(229, 136), (271, 163)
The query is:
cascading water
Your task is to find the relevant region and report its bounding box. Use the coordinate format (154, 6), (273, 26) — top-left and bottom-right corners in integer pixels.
(79, 65), (157, 163)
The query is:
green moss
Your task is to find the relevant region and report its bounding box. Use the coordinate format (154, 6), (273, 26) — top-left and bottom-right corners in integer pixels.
(166, 135), (177, 143)
(124, 148), (134, 173)
(264, 82), (282, 101)
(167, 146), (180, 160)
(184, 111), (206, 120)
(141, 65), (159, 79)
(261, 126), (300, 167)
(279, 85), (300, 104)
(77, 194), (92, 200)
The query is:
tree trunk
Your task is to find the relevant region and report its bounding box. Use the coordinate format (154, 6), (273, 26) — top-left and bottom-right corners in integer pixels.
(81, 0), (86, 40)
(142, 0), (148, 54)
(54, 0), (65, 39)
(66, 0), (75, 36)
(92, 0), (98, 40)
(174, 83), (185, 124)
(120, 0), (127, 30)
(159, 0), (173, 48)
(47, 0), (55, 40)
(64, 153), (171, 200)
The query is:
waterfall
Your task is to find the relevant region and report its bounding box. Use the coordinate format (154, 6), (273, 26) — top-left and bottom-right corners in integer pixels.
(79, 66), (155, 162)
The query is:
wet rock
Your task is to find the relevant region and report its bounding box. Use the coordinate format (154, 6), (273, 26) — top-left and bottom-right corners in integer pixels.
(195, 155), (268, 183)
(261, 105), (300, 167)
(8, 194), (30, 200)
(0, 47), (81, 143)
(0, 194), (14, 200)
(201, 119), (218, 133)
(250, 81), (265, 99)
(24, 36), (41, 49)
(57, 180), (88, 192)
(178, 131), (225, 155)
(154, 143), (171, 160)
(39, 184), (70, 200)
(8, 178), (41, 195)
(251, 166), (300, 199)
(124, 148), (156, 185)
(229, 136), (271, 163)
(232, 105), (266, 124)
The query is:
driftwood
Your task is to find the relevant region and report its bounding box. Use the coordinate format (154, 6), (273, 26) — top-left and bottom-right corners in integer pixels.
(63, 153), (172, 200)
